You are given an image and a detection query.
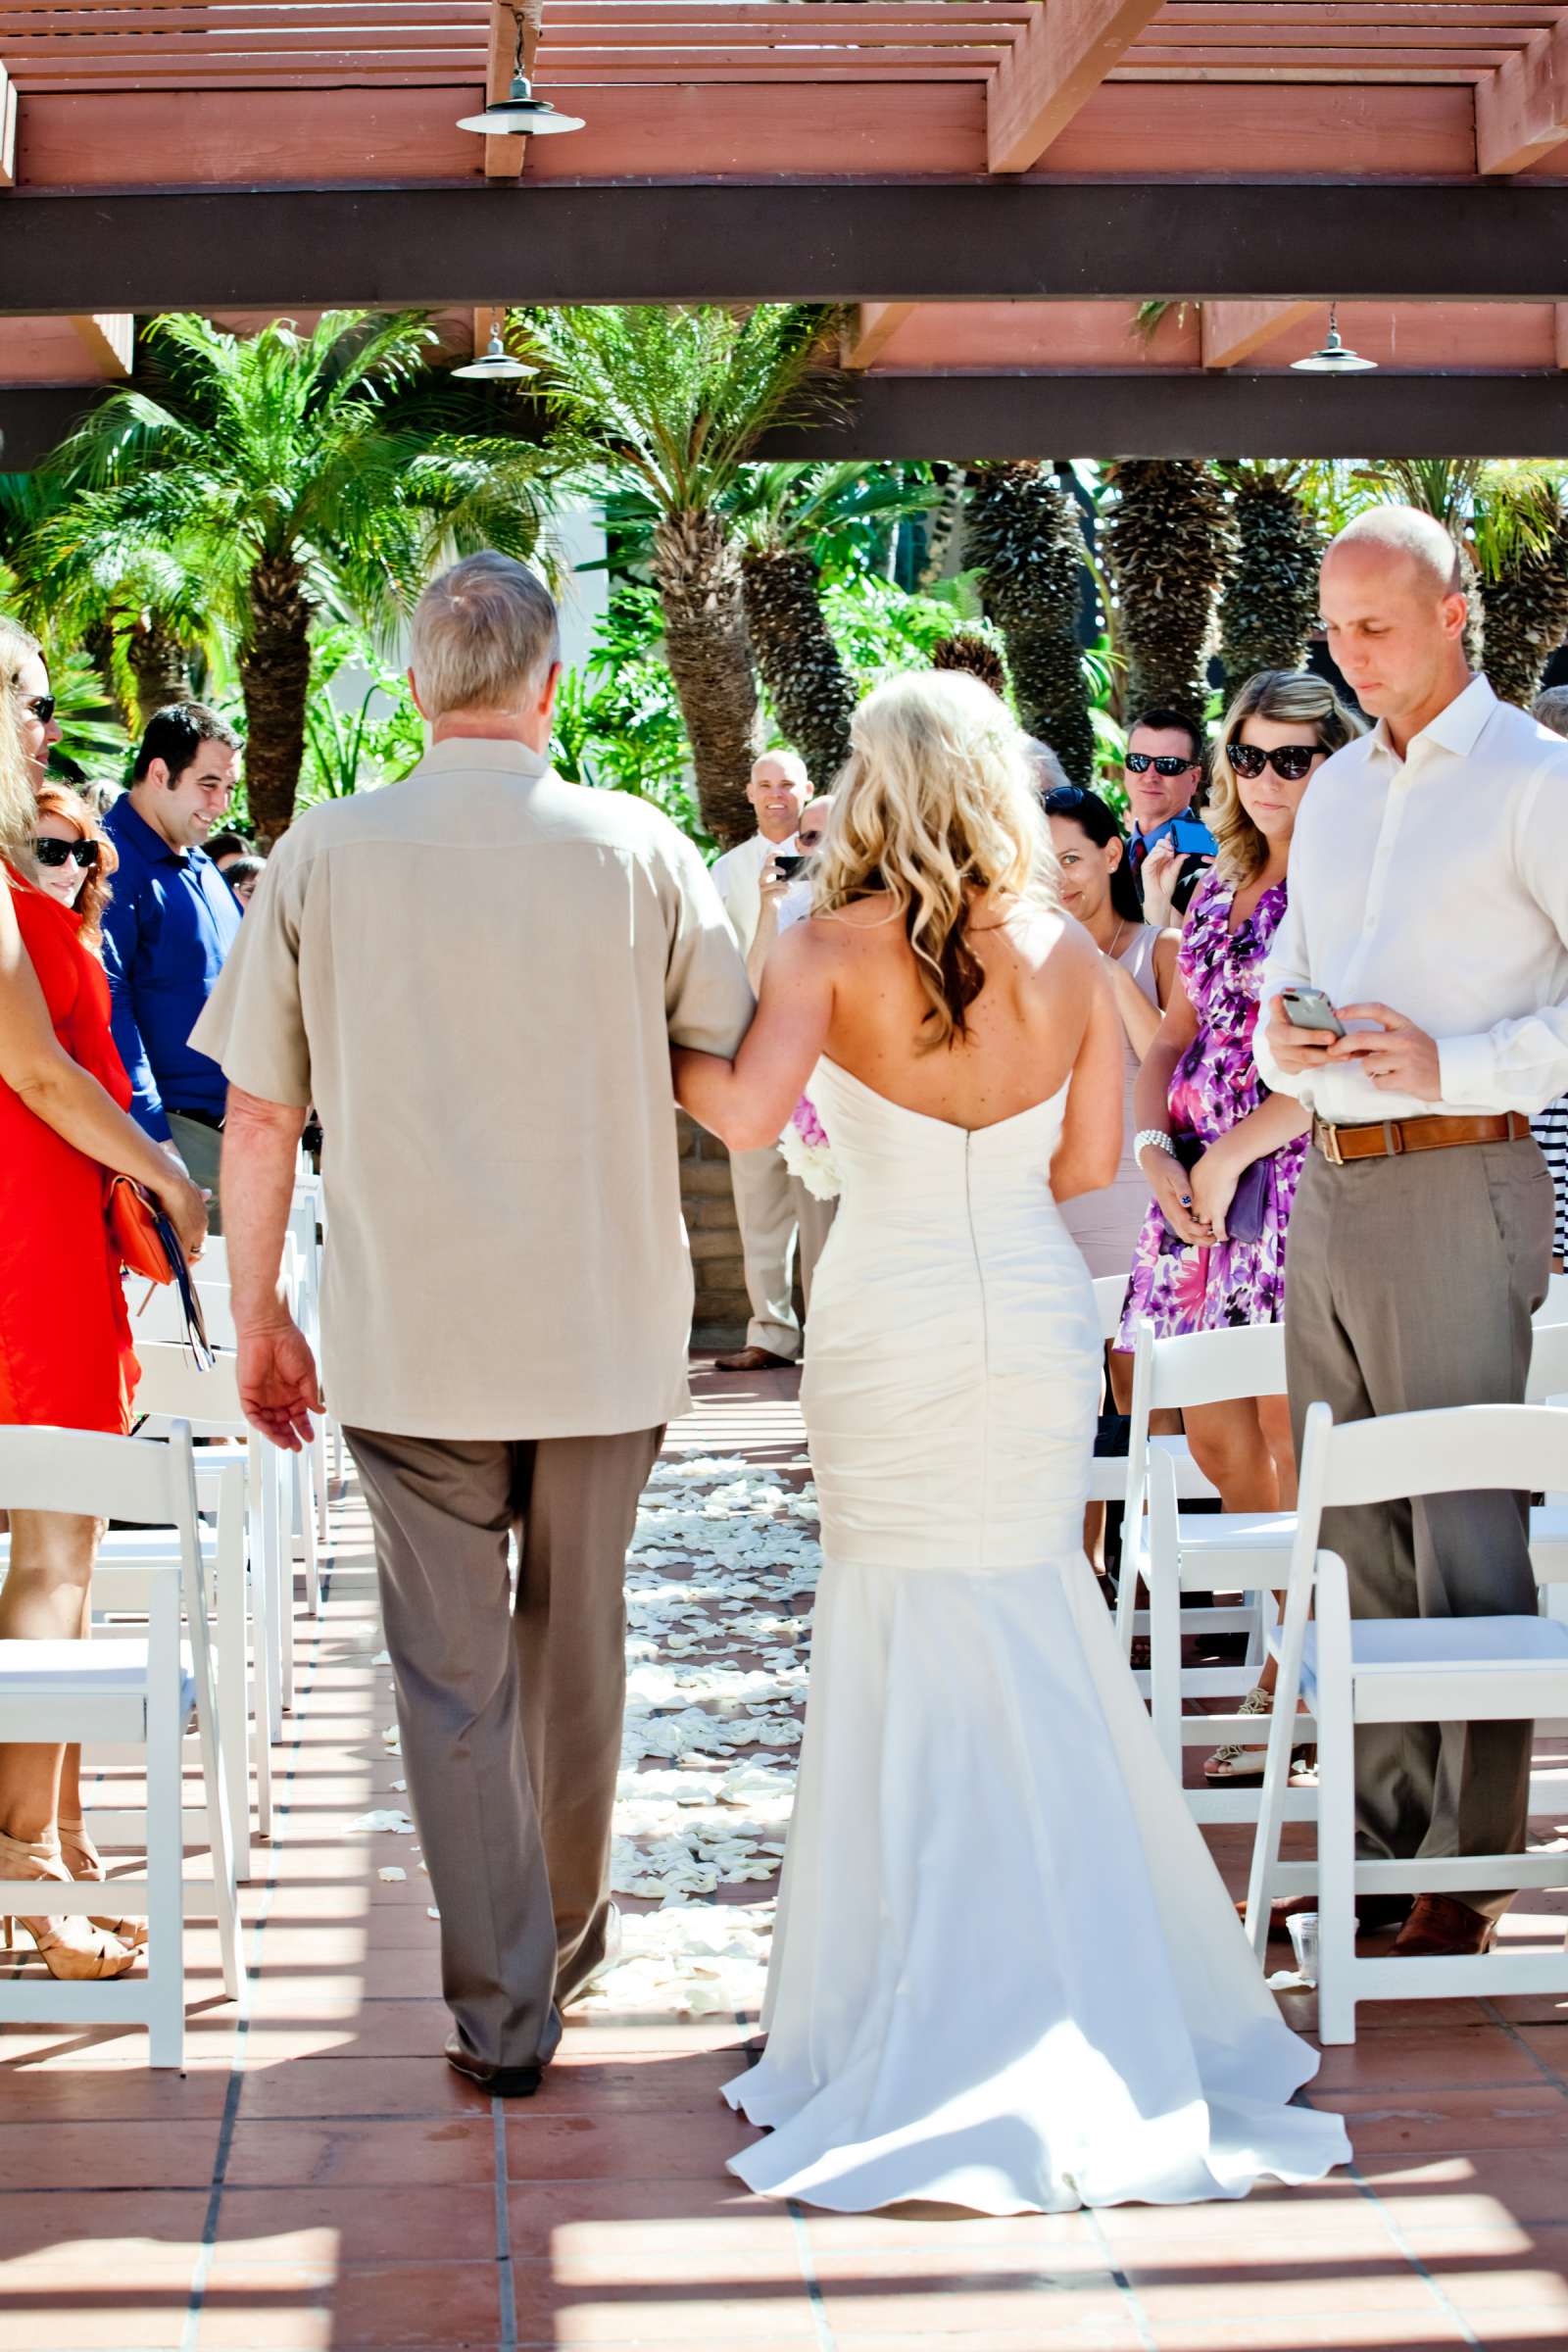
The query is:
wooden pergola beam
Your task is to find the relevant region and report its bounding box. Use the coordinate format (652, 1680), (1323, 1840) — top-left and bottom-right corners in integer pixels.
(68, 314), (134, 376)
(844, 304), (913, 368)
(0, 63), (16, 189)
(10, 182), (1568, 310)
(988, 0), (1166, 174)
(483, 0), (528, 179)
(1477, 22), (1568, 172)
(11, 368), (1568, 467)
(1200, 300), (1321, 369)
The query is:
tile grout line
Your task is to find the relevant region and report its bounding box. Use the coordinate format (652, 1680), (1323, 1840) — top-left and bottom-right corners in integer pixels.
(1079, 2205), (1158, 2352)
(180, 1546), (337, 2352)
(1346, 2159), (1486, 2349)
(491, 2097), (518, 2352)
(1481, 1994), (1568, 2096)
(737, 2002), (836, 2351)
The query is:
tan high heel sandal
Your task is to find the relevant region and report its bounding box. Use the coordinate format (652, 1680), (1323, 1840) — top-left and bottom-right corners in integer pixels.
(56, 1817), (148, 1948)
(0, 1829), (138, 1981)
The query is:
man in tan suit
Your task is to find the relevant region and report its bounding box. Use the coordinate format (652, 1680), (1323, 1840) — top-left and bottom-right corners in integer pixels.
(193, 553), (752, 2094)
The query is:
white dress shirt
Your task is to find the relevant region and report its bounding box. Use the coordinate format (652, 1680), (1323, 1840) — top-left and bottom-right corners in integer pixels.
(1256, 676), (1568, 1124)
(710, 828), (797, 956)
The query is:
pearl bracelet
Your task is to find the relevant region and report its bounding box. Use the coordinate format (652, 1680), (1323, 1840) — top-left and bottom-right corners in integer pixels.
(1135, 1129), (1179, 1162)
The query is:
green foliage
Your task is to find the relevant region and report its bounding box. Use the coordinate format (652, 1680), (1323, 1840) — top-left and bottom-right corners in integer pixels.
(298, 625), (424, 806)
(46, 642), (129, 785)
(729, 463), (938, 583)
(819, 572), (990, 689)
(549, 586), (703, 837)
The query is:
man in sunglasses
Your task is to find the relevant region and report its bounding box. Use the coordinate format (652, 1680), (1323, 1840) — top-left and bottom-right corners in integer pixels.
(0, 615), (64, 790)
(101, 704), (244, 1228)
(1121, 709), (1216, 927)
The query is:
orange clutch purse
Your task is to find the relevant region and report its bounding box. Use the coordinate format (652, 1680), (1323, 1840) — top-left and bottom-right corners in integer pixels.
(108, 1175), (173, 1284)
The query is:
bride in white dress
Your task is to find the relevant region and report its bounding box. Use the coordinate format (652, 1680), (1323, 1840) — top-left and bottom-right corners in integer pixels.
(673, 673), (1348, 2216)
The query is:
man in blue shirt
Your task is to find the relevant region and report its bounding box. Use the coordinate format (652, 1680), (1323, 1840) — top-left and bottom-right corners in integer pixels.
(102, 705), (245, 1228)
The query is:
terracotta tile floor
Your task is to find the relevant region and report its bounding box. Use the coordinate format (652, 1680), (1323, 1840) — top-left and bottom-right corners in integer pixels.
(5, 1361), (1568, 2349)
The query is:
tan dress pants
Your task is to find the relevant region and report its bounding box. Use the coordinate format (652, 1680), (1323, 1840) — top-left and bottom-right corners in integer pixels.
(1285, 1137), (1553, 1920)
(346, 1422), (663, 2074)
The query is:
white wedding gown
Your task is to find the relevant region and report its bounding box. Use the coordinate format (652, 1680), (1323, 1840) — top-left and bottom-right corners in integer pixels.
(722, 1054), (1349, 2214)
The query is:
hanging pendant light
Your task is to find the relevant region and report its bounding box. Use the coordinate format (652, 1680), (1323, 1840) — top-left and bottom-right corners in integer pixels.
(453, 319), (537, 382)
(1292, 303), (1377, 375)
(457, 5), (584, 136)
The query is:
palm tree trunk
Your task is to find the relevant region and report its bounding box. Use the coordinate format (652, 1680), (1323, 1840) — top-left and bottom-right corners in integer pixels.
(82, 619), (131, 728)
(1103, 461), (1233, 736)
(654, 509), (759, 848)
(126, 614), (194, 730)
(740, 546), (856, 792)
(240, 556), (314, 845)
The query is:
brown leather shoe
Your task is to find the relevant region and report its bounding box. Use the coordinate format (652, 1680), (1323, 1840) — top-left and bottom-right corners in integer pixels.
(714, 1346), (796, 1372)
(1390, 1893), (1497, 1959)
(1237, 1893), (1412, 1942)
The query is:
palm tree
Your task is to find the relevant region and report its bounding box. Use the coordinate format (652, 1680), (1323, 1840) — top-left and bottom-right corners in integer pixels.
(731, 464), (934, 790)
(1215, 462), (1324, 687)
(964, 463), (1096, 785)
(1469, 467), (1568, 709)
(1102, 461), (1233, 734)
(30, 313), (551, 840)
(528, 304), (841, 845)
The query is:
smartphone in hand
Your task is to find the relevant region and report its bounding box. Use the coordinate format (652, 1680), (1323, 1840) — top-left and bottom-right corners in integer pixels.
(1280, 987), (1348, 1040)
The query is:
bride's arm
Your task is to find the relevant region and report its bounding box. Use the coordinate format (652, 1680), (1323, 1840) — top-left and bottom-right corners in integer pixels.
(673, 921), (834, 1152)
(1052, 960), (1124, 1203)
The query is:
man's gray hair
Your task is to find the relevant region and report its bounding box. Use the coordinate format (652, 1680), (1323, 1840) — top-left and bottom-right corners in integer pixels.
(1534, 685), (1568, 741)
(411, 552), (561, 719)
(1022, 735), (1070, 796)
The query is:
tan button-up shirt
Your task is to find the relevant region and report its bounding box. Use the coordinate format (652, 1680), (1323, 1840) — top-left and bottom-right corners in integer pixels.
(190, 740), (753, 1439)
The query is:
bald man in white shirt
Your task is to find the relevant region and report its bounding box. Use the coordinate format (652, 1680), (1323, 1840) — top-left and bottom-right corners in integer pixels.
(1256, 508), (1568, 1962)
(710, 751), (810, 1370)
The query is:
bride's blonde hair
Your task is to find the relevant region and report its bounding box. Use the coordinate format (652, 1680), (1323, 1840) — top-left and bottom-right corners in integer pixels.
(810, 670), (1057, 1050)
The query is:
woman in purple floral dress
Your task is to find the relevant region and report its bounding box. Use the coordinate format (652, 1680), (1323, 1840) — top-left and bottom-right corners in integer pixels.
(1118, 670), (1363, 1773)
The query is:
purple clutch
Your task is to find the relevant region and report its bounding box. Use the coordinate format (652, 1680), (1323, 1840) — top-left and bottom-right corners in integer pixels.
(1167, 1135), (1270, 1247)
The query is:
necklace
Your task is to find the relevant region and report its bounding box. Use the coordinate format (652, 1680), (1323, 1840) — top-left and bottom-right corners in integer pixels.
(1105, 915), (1132, 962)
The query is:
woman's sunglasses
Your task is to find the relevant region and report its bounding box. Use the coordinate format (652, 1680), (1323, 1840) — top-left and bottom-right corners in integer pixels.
(1124, 751), (1197, 777)
(21, 694), (57, 725)
(1225, 741), (1321, 782)
(34, 836), (98, 870)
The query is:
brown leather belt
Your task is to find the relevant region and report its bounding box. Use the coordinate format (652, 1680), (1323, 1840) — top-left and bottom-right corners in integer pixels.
(1312, 1110), (1532, 1166)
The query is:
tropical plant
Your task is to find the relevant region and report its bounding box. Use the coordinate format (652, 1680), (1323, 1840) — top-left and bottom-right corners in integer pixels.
(298, 624), (425, 806)
(1472, 470), (1568, 710)
(730, 464), (935, 790)
(547, 585), (700, 833)
(1102, 460), (1233, 733)
(528, 303), (841, 844)
(28, 312), (552, 841)
(0, 554), (129, 781)
(1215, 462), (1325, 686)
(930, 631), (1009, 696)
(964, 462), (1096, 785)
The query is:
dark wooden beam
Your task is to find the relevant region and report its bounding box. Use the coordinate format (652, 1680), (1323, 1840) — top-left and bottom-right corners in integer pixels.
(758, 372), (1568, 460)
(8, 369), (1568, 467)
(5, 180), (1568, 313)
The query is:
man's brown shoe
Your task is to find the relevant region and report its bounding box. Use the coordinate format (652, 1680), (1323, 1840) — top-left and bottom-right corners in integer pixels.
(1390, 1894), (1497, 1959)
(714, 1346), (795, 1372)
(1238, 1893), (1412, 1942)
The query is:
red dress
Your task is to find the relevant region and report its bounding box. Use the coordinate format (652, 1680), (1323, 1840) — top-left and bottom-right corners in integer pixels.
(0, 866), (139, 1434)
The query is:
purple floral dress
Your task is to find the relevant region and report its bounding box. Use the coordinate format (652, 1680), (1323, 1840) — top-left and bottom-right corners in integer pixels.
(1117, 869), (1305, 1345)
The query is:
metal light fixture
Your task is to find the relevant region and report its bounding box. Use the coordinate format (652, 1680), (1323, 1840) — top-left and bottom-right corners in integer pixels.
(456, 5), (584, 136)
(452, 319), (537, 381)
(1291, 303), (1378, 375)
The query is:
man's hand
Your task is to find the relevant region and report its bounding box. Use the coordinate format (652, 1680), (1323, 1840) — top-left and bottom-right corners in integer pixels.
(1328, 1004), (1443, 1100)
(237, 1317), (322, 1452)
(1263, 996), (1341, 1078)
(1140, 839), (1182, 929)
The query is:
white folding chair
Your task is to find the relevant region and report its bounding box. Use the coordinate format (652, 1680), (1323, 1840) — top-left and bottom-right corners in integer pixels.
(1086, 1276), (1219, 1511)
(1247, 1399), (1568, 2043)
(0, 1422), (242, 2066)
(132, 1345), (277, 1859)
(133, 1260), (321, 1622)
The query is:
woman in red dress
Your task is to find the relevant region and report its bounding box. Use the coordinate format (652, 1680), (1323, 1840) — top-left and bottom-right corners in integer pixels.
(0, 642), (207, 1980)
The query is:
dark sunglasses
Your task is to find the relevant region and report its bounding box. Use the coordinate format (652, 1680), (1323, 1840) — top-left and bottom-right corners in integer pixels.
(34, 835), (98, 870)
(796, 828), (826, 849)
(1226, 740), (1321, 782)
(1124, 751), (1197, 777)
(23, 694), (57, 725)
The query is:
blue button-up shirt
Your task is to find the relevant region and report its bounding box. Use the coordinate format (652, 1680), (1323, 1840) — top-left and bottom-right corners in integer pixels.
(101, 794), (243, 1140)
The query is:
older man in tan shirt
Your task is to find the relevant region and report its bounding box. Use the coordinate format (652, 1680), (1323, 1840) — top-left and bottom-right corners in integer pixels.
(192, 553), (752, 2094)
